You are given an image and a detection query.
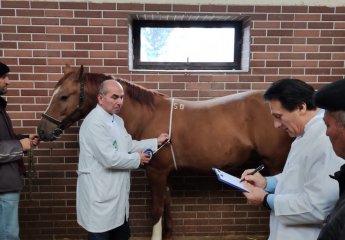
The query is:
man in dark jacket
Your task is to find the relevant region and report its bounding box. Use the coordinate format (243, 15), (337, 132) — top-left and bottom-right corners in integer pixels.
(0, 62), (40, 240)
(313, 78), (345, 240)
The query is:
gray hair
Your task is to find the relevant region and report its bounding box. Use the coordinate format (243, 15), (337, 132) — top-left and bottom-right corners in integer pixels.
(98, 78), (116, 96)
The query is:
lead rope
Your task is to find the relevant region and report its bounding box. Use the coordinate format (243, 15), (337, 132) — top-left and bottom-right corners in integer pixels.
(27, 148), (37, 200)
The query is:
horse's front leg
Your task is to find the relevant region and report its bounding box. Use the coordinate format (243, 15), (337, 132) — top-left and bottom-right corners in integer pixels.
(146, 167), (173, 240)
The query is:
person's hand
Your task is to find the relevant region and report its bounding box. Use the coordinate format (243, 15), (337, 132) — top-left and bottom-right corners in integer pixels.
(20, 138), (32, 152)
(29, 134), (40, 146)
(242, 183), (268, 206)
(157, 133), (169, 145)
(138, 150), (151, 166)
(241, 169), (267, 189)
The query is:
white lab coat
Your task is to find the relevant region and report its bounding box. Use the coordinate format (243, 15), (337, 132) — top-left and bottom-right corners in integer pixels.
(269, 110), (343, 240)
(76, 104), (157, 233)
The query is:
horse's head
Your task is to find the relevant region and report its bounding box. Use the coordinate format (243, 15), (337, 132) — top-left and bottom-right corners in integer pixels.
(38, 65), (86, 141)
(38, 65), (168, 141)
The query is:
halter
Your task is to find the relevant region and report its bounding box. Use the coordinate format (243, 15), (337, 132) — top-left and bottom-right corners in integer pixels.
(41, 70), (85, 138)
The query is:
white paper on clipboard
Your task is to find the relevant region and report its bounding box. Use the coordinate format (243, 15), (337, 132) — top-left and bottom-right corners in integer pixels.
(212, 168), (249, 192)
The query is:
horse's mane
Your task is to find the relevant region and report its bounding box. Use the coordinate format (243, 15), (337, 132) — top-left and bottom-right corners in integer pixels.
(57, 70), (167, 109)
(116, 78), (167, 108)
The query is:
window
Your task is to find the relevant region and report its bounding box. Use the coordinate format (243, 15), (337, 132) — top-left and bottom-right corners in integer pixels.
(130, 20), (245, 71)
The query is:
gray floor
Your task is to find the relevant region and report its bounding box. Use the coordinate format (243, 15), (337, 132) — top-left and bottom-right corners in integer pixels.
(131, 236), (267, 240)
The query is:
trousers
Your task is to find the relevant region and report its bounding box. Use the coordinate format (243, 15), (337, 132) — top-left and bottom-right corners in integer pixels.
(88, 219), (130, 240)
(0, 192), (20, 240)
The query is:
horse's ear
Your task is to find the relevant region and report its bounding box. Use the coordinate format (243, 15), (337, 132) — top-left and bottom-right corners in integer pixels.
(63, 64), (74, 75)
(76, 65), (84, 81)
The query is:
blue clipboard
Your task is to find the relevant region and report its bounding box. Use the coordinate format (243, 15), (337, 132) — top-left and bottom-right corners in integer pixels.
(212, 168), (249, 192)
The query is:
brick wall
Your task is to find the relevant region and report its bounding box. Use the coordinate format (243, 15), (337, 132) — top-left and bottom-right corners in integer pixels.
(0, 1), (345, 239)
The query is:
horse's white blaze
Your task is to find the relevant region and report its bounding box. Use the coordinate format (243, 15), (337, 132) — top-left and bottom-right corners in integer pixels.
(151, 217), (162, 240)
(43, 86), (61, 113)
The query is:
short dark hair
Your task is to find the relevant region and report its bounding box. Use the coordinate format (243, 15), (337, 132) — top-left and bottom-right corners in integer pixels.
(313, 78), (345, 112)
(264, 78), (316, 111)
(0, 62), (10, 77)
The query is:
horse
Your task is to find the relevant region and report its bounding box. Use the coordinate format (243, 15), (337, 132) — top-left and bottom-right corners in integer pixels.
(37, 65), (292, 240)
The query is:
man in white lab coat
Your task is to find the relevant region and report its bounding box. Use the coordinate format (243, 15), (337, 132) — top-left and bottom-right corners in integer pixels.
(76, 79), (169, 240)
(241, 79), (343, 240)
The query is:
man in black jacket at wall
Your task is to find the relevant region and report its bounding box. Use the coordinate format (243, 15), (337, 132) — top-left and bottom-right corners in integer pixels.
(0, 62), (40, 240)
(313, 78), (345, 240)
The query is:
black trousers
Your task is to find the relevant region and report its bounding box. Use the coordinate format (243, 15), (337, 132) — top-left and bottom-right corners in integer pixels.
(87, 219), (130, 240)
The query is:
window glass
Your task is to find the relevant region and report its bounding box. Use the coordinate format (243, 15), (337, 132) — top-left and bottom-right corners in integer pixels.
(131, 20), (244, 71)
(141, 27), (235, 63)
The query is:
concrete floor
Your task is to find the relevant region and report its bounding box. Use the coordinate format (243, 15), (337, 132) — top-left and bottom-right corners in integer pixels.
(59, 235), (267, 240)
(132, 236), (267, 240)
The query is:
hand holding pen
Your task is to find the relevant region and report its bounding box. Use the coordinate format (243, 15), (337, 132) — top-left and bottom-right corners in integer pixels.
(240, 164), (265, 183)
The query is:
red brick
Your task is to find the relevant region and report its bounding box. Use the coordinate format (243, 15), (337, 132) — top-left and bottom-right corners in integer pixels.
(173, 4), (199, 12)
(2, 17), (31, 25)
(322, 14), (345, 21)
(1, 1), (30, 8)
(4, 49), (32, 57)
(252, 67), (278, 75)
(0, 9), (15, 16)
(0, 26), (17, 33)
(253, 37), (280, 44)
(295, 13), (321, 21)
(319, 61), (344, 68)
(254, 21), (280, 29)
(31, 1), (59, 9)
(4, 33), (31, 41)
(293, 45), (319, 52)
(309, 6), (335, 13)
(45, 9), (73, 17)
(267, 30), (294, 37)
(282, 6), (308, 13)
(306, 53), (332, 60)
(292, 61), (318, 67)
(255, 5), (281, 13)
(279, 68), (304, 75)
(228, 5), (254, 13)
(305, 68), (331, 75)
(332, 68), (345, 75)
(321, 29), (345, 37)
(268, 13), (294, 21)
(117, 3), (144, 11)
(89, 19), (117, 27)
(16, 9), (45, 17)
(59, 2), (87, 10)
(145, 4), (172, 11)
(307, 37), (333, 44)
(281, 21), (307, 29)
(200, 5), (227, 12)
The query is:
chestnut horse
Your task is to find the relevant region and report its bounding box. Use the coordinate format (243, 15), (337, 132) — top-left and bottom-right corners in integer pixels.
(37, 65), (292, 239)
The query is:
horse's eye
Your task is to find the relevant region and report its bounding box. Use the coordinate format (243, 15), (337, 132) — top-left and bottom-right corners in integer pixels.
(60, 96), (68, 102)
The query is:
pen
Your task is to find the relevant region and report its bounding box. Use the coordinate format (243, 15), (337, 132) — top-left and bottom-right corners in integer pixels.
(239, 164), (265, 183)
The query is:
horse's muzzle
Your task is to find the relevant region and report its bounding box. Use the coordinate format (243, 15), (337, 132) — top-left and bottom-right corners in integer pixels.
(38, 128), (61, 141)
